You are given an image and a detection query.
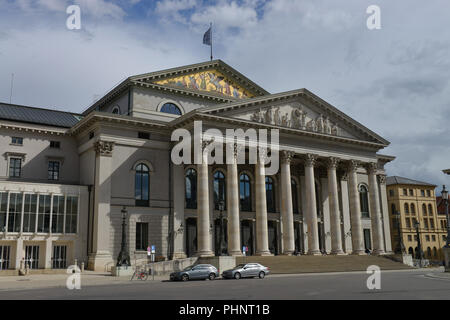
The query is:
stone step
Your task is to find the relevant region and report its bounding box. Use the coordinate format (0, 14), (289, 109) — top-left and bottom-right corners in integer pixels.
(236, 255), (412, 274)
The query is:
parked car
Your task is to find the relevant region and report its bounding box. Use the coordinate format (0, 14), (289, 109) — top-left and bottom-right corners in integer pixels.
(170, 264), (219, 281)
(222, 263), (270, 280)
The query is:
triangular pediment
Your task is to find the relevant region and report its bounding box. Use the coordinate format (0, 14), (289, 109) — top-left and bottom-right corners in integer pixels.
(130, 60), (268, 100)
(197, 89), (389, 146)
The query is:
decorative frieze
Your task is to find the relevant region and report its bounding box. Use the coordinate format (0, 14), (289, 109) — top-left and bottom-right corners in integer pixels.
(377, 174), (387, 185)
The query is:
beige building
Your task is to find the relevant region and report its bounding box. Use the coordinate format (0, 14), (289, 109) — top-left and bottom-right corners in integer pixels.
(0, 60), (394, 272)
(386, 176), (446, 260)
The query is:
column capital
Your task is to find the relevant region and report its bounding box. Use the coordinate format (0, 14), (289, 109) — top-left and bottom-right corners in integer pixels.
(326, 157), (340, 169)
(365, 162), (378, 174)
(94, 141), (114, 157)
(281, 151), (295, 164)
(258, 147), (269, 164)
(377, 174), (387, 185)
(303, 154), (318, 167)
(346, 160), (361, 172)
(201, 138), (215, 151)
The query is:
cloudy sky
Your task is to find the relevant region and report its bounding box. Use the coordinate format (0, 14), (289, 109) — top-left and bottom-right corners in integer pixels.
(1, 0), (449, 189)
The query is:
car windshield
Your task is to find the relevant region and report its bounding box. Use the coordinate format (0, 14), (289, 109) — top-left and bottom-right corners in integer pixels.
(233, 264), (246, 269)
(183, 266), (194, 271)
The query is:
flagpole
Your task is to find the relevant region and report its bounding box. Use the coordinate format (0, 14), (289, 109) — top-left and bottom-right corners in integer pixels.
(210, 22), (213, 61)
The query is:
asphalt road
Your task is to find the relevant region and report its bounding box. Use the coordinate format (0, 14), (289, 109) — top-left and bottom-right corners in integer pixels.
(1, 270), (449, 300)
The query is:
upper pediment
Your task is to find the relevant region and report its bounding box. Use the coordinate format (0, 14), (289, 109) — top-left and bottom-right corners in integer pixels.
(197, 89), (389, 146)
(130, 60), (269, 100)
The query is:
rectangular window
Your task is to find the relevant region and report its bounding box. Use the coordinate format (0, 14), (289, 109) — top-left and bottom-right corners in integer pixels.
(432, 235), (436, 241)
(407, 235), (412, 241)
(421, 190), (425, 197)
(51, 195), (65, 233)
(0, 246), (11, 270)
(409, 189), (413, 196)
(52, 245), (67, 269)
(0, 192), (7, 232)
(11, 137), (23, 146)
(65, 196), (78, 234)
(37, 195), (51, 233)
(7, 193), (22, 233)
(429, 219), (434, 229)
(389, 190), (394, 197)
(136, 222), (149, 251)
(50, 141), (61, 149)
(403, 189), (407, 196)
(426, 190), (431, 197)
(23, 194), (38, 233)
(423, 219), (429, 229)
(406, 219), (411, 228)
(425, 235), (430, 242)
(48, 161), (60, 181)
(9, 158), (22, 178)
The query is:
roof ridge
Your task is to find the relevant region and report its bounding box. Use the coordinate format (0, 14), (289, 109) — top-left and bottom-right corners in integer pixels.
(0, 101), (82, 116)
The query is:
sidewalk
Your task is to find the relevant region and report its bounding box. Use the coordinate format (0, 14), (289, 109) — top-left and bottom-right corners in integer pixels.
(0, 272), (167, 291)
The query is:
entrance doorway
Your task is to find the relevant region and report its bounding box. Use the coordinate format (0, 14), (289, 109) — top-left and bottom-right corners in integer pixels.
(294, 222), (304, 254)
(214, 219), (228, 256)
(268, 221), (278, 255)
(241, 220), (254, 255)
(25, 245), (40, 269)
(185, 218), (197, 257)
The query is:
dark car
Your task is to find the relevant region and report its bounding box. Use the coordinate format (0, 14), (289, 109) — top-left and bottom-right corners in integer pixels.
(170, 264), (219, 281)
(222, 263), (270, 279)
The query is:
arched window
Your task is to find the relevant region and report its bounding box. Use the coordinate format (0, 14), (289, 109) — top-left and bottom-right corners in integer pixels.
(404, 203), (410, 214)
(359, 185), (369, 218)
(291, 179), (299, 214)
(428, 204), (433, 215)
(112, 106), (120, 115)
(391, 203), (397, 215)
(433, 247), (438, 258)
(239, 174), (251, 212)
(135, 163), (149, 207)
(408, 247), (414, 256)
(266, 177), (275, 213)
(214, 171), (226, 210)
(160, 103), (182, 115)
(410, 203), (416, 215)
(426, 247), (432, 259)
(422, 204), (427, 216)
(185, 169), (197, 209)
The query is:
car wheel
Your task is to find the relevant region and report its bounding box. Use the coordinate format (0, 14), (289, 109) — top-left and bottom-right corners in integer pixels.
(258, 271), (265, 279)
(182, 274), (189, 282)
(209, 273), (216, 280)
(234, 272), (241, 280)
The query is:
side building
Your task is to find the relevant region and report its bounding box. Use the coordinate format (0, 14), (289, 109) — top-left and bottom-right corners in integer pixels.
(386, 176), (446, 261)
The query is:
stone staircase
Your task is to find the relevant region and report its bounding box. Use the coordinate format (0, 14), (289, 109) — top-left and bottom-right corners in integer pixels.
(236, 255), (412, 274)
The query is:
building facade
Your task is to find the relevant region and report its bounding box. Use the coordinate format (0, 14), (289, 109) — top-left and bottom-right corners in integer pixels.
(0, 60), (393, 272)
(386, 176), (446, 261)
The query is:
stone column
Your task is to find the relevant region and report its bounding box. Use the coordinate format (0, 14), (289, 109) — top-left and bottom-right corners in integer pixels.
(196, 144), (214, 257)
(304, 154), (321, 255)
(227, 146), (242, 256)
(280, 151), (295, 255)
(44, 237), (52, 269)
(88, 141), (114, 271)
(378, 174), (392, 253)
(14, 238), (23, 270)
(255, 149), (271, 256)
(327, 157), (344, 255)
(347, 160), (365, 255)
(172, 164), (186, 259)
(339, 173), (352, 253)
(367, 163), (385, 255)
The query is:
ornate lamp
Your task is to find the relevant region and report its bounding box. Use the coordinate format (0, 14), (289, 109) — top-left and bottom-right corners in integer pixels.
(218, 200), (227, 256)
(116, 206), (131, 267)
(441, 185), (450, 248)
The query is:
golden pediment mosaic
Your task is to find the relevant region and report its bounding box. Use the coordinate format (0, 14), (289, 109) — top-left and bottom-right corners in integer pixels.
(154, 70), (255, 99)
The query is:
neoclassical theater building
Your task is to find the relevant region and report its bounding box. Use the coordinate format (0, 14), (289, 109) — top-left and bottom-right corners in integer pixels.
(0, 60), (394, 272)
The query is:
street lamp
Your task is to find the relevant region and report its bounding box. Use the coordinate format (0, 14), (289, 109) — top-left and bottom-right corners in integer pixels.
(218, 200), (227, 256)
(116, 206), (131, 267)
(441, 185), (450, 248)
(394, 210), (405, 254)
(414, 221), (424, 264)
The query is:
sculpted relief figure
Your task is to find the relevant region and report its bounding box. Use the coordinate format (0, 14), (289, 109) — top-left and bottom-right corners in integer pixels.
(316, 114), (324, 133)
(264, 108), (273, 124)
(306, 118), (317, 132)
(274, 107), (281, 126)
(325, 117), (332, 134)
(281, 113), (290, 127)
(251, 108), (263, 123)
(291, 106), (307, 129)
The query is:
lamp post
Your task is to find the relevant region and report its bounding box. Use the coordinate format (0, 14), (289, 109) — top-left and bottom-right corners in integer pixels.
(218, 200), (227, 256)
(116, 206), (131, 267)
(394, 210), (405, 254)
(442, 185), (450, 272)
(414, 221), (424, 265)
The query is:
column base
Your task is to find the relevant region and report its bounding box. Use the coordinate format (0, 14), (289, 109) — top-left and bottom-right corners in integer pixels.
(88, 253), (113, 272)
(173, 252), (187, 259)
(255, 251), (273, 256)
(371, 249), (386, 256)
(196, 251), (215, 258)
(351, 250), (366, 256)
(307, 249), (322, 256)
(282, 250), (294, 256)
(331, 250), (347, 255)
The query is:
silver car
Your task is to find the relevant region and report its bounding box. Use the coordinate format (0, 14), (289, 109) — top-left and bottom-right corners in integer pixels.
(170, 264), (219, 281)
(222, 263), (270, 280)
